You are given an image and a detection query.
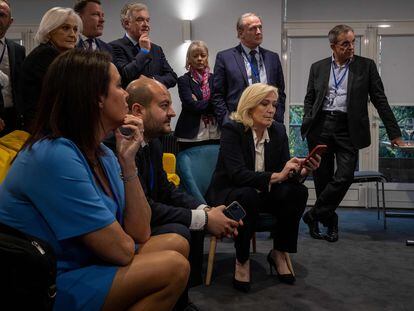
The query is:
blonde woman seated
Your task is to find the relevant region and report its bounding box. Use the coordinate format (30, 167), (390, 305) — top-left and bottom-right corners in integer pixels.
(0, 50), (189, 311)
(206, 83), (319, 292)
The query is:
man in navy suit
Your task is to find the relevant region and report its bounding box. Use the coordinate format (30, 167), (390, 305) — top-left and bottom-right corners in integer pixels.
(212, 12), (286, 125)
(301, 24), (403, 242)
(0, 0), (25, 134)
(110, 3), (177, 88)
(74, 0), (113, 54)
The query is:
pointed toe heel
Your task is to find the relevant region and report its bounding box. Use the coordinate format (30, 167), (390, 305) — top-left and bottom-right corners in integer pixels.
(232, 276), (251, 293)
(267, 250), (296, 285)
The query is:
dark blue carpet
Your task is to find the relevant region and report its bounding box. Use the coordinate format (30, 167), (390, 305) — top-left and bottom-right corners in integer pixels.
(190, 208), (414, 311)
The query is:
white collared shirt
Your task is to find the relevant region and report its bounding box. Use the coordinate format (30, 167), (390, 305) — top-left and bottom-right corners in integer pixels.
(252, 128), (270, 173)
(125, 33), (138, 46)
(240, 43), (268, 85)
(177, 117), (221, 142)
(80, 34), (97, 51)
(323, 55), (352, 113)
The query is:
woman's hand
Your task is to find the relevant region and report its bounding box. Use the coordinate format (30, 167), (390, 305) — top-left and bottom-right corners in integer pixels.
(270, 157), (302, 184)
(115, 114), (144, 167)
(300, 154), (321, 177)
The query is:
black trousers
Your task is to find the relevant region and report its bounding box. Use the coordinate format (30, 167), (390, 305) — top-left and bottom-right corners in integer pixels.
(307, 113), (358, 225)
(225, 182), (308, 263)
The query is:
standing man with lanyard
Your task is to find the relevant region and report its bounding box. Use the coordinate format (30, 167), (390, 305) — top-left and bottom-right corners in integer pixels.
(212, 12), (286, 125)
(0, 0), (25, 134)
(301, 24), (404, 242)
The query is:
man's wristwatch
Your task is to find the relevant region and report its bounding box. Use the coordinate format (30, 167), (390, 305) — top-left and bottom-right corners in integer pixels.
(203, 206), (212, 228)
(204, 210), (208, 227)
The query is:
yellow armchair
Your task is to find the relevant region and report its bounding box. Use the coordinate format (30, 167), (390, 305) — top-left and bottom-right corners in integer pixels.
(162, 152), (180, 186)
(0, 130), (31, 183)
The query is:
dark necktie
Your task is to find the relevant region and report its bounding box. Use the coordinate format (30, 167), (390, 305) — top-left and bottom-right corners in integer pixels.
(86, 38), (94, 51)
(249, 50), (260, 83)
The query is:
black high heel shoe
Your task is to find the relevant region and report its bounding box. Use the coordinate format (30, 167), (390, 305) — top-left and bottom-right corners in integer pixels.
(232, 275), (251, 293)
(267, 250), (296, 285)
(233, 260), (251, 292)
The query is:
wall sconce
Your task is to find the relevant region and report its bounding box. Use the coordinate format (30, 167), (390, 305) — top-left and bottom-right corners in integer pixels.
(182, 20), (192, 43)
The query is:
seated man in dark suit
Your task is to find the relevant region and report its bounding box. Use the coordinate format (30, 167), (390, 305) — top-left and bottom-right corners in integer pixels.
(74, 0), (113, 54)
(0, 0), (25, 134)
(105, 76), (239, 311)
(212, 12), (286, 125)
(110, 3), (177, 88)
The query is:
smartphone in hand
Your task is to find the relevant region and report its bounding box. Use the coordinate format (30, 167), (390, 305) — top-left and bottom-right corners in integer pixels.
(119, 126), (134, 137)
(223, 201), (246, 221)
(304, 144), (328, 164)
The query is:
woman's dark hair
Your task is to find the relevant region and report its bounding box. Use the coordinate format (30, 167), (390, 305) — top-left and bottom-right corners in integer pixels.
(26, 49), (112, 155)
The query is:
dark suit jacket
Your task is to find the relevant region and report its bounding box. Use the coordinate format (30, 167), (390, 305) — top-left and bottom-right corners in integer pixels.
(19, 43), (59, 130)
(175, 72), (214, 139)
(0, 39), (25, 130)
(103, 135), (202, 227)
(301, 55), (401, 150)
(206, 120), (290, 206)
(77, 37), (113, 54)
(212, 44), (286, 125)
(109, 36), (177, 88)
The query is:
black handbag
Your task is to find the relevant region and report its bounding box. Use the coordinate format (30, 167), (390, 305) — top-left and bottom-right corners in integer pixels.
(0, 222), (57, 310)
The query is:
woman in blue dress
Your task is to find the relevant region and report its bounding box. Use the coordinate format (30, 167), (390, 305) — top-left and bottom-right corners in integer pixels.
(0, 49), (190, 311)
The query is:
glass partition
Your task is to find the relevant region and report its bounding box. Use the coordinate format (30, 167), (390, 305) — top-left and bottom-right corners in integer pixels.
(378, 35), (414, 183)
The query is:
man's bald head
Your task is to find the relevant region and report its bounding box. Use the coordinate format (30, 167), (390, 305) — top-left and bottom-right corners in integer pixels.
(126, 76), (175, 139)
(126, 76), (166, 109)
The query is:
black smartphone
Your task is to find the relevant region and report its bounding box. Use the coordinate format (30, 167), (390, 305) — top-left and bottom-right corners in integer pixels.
(119, 126), (134, 137)
(223, 201), (246, 221)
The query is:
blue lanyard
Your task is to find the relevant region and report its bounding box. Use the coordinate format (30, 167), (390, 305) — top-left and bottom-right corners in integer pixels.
(242, 50), (260, 82)
(331, 62), (349, 93)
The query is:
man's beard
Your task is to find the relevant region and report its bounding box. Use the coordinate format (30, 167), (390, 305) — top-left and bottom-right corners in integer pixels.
(145, 121), (171, 139)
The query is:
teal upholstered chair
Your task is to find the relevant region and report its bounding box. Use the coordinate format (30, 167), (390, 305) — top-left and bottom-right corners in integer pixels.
(176, 145), (277, 285)
(176, 145), (218, 204)
(176, 145), (219, 285)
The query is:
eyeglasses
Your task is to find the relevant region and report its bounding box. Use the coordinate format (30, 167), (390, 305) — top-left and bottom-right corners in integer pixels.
(335, 40), (356, 48)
